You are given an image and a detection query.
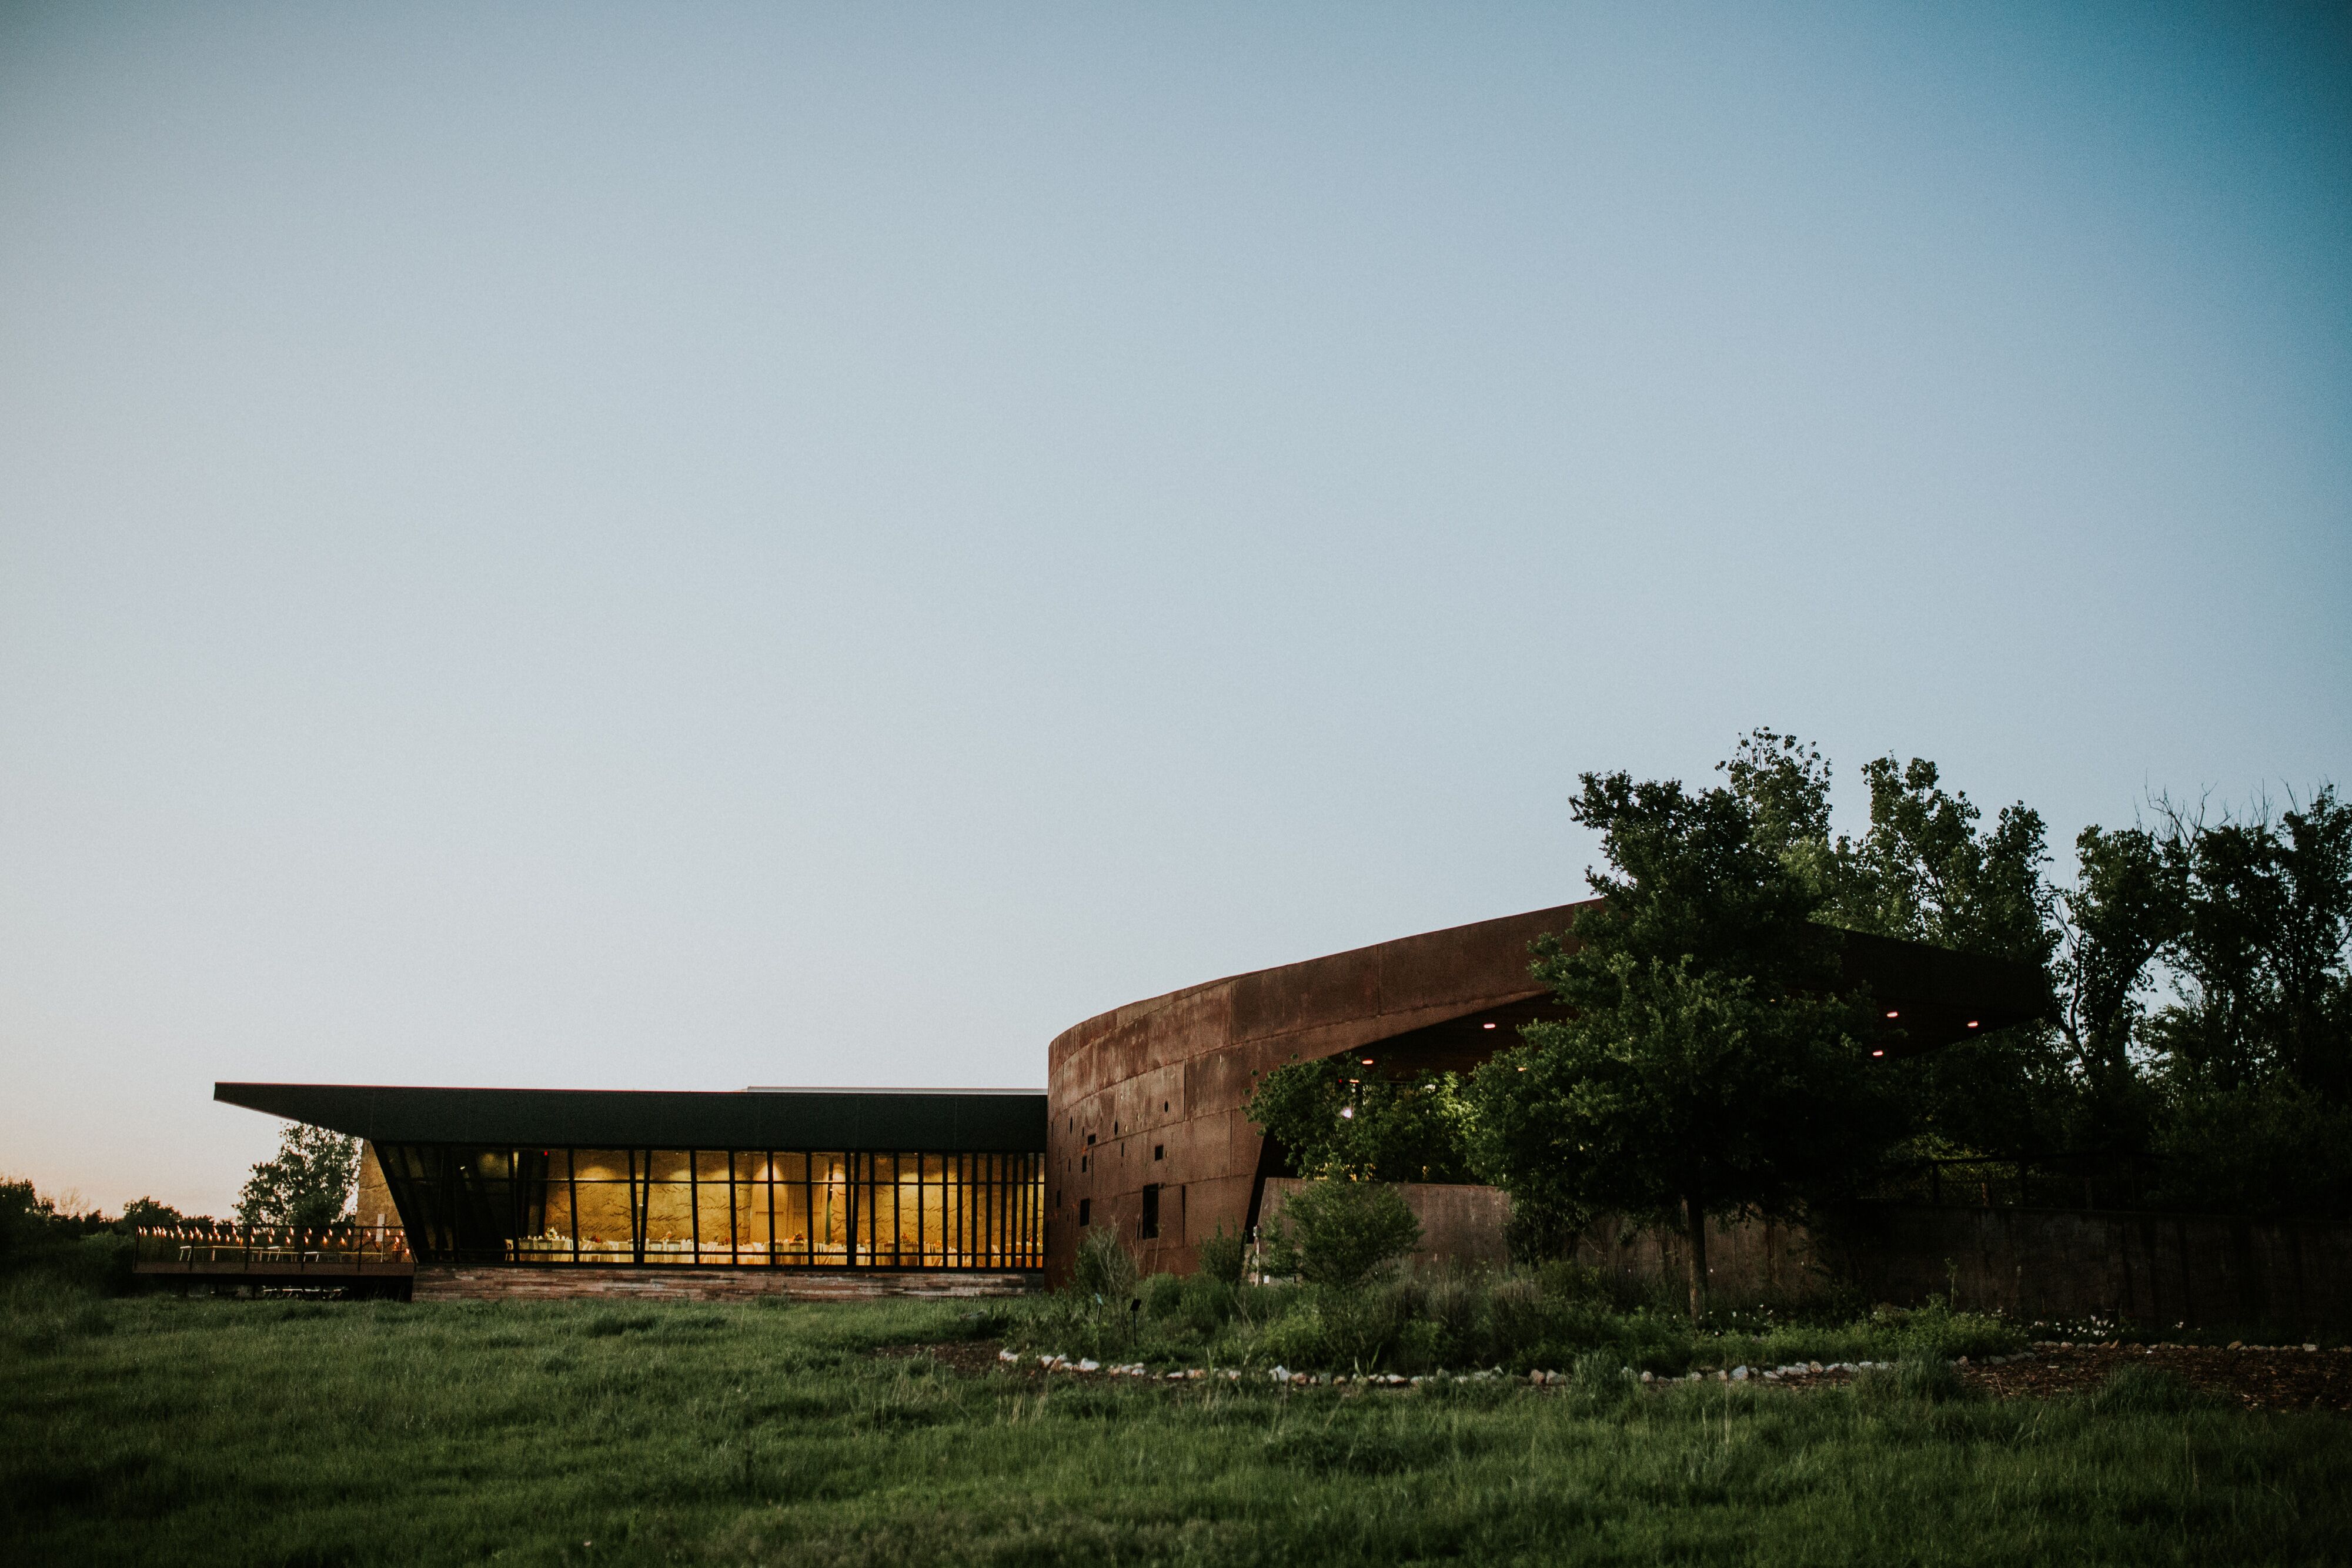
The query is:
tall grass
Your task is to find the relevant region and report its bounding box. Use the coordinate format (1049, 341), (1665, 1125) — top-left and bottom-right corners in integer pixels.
(1007, 1259), (2024, 1375)
(1, 1293), (2344, 1566)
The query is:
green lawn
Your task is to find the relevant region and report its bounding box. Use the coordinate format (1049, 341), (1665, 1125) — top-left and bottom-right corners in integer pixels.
(4, 1290), (2347, 1566)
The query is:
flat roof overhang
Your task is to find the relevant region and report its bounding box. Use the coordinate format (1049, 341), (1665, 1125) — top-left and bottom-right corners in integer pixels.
(1302, 924), (2052, 1076)
(214, 1082), (1048, 1153)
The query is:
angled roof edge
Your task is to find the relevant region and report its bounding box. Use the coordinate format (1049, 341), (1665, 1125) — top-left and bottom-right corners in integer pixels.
(214, 1082), (1048, 1153)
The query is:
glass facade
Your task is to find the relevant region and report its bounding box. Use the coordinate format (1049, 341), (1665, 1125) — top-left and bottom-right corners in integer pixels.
(375, 1145), (1044, 1269)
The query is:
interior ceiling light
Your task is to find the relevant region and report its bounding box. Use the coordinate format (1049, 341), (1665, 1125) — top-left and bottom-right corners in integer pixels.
(1885, 1010), (1900, 1019)
(1871, 1049), (1886, 1057)
(1967, 1020), (1980, 1029)
(1483, 1022), (1498, 1029)
(1361, 1058), (1375, 1065)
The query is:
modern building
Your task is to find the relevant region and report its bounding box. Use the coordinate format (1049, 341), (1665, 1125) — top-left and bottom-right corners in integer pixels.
(210, 1084), (1047, 1277)
(1043, 900), (2043, 1283)
(207, 900), (2041, 1292)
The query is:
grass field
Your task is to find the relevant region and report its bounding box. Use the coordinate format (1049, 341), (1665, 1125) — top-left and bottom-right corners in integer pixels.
(5, 1285), (2350, 1567)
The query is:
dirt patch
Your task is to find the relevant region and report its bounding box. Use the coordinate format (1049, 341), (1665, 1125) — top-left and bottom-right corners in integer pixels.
(871, 1339), (1021, 1378)
(1963, 1345), (2352, 1414)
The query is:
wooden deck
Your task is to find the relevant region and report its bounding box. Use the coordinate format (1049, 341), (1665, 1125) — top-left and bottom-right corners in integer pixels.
(411, 1265), (1043, 1302)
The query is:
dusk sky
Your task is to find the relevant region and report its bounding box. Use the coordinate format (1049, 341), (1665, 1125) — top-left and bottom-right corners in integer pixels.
(4, 3), (2348, 1215)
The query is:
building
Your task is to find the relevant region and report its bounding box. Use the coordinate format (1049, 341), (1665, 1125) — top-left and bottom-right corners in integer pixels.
(198, 901), (2041, 1293)
(211, 1083), (1046, 1275)
(1043, 900), (2044, 1283)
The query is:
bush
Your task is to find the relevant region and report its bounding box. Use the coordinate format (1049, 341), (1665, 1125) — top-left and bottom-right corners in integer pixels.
(1255, 1303), (1331, 1368)
(1140, 1272), (1184, 1319)
(1887, 1298), (2024, 1360)
(1073, 1225), (1138, 1301)
(1194, 1223), (1247, 1286)
(1274, 1181), (1421, 1289)
(1175, 1272), (1235, 1336)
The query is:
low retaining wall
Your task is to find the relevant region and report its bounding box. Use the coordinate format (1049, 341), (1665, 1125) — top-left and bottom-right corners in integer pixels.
(1258, 1178), (2352, 1329)
(411, 1267), (1041, 1303)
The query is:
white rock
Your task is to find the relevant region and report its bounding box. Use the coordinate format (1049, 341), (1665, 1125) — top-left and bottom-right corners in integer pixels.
(1641, 1370), (1654, 1383)
(1808, 1362), (1823, 1374)
(1077, 1359), (1100, 1373)
(1731, 1366), (1749, 1380)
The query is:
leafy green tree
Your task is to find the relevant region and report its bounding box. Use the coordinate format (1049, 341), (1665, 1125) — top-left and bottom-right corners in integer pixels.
(1787, 747), (2067, 1158)
(1245, 1058), (1474, 1182)
(1823, 755), (2059, 974)
(2054, 824), (2190, 1151)
(1467, 765), (1893, 1319)
(235, 1124), (360, 1230)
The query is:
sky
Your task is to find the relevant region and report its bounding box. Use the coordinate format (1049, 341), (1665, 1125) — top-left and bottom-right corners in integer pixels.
(3, 2), (2348, 1216)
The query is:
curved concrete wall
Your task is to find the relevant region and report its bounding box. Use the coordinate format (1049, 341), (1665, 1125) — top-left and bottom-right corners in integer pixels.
(1042, 902), (2050, 1285)
(1043, 904), (1593, 1283)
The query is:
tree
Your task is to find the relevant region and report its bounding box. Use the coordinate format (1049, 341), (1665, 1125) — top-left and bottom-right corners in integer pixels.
(236, 1124), (360, 1230)
(1799, 749), (2067, 1158)
(1820, 754), (2058, 975)
(1466, 764), (1892, 1319)
(2054, 824), (2190, 1151)
(1245, 1058), (1474, 1183)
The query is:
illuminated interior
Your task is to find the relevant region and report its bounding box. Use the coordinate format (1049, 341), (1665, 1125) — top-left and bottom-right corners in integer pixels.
(373, 1145), (1044, 1269)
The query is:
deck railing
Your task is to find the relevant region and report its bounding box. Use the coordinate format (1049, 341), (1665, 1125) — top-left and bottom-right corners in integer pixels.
(132, 1224), (414, 1275)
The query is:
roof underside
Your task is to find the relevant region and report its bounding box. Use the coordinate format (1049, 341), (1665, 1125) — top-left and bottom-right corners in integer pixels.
(215, 1083), (1048, 1152)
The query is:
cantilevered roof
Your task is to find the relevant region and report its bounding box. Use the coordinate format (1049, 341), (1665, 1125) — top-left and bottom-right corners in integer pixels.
(214, 1083), (1047, 1152)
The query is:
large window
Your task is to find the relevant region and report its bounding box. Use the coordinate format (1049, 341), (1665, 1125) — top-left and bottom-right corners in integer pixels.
(373, 1145), (1044, 1270)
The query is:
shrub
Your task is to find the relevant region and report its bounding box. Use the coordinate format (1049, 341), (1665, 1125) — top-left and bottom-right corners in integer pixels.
(1175, 1273), (1235, 1336)
(1194, 1223), (1247, 1286)
(1277, 1181), (1421, 1289)
(1319, 1283), (1414, 1370)
(1140, 1272), (1184, 1319)
(1414, 1273), (1482, 1364)
(1887, 1298), (2024, 1360)
(1073, 1224), (1138, 1301)
(1255, 1303), (1331, 1368)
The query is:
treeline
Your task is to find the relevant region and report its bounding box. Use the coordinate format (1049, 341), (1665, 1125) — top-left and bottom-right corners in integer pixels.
(3, 1124), (363, 1295)
(0, 1179), (192, 1293)
(1252, 732), (2352, 1276)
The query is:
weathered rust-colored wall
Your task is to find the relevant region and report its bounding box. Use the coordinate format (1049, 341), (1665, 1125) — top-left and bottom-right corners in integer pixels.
(1040, 903), (2049, 1287)
(1044, 904), (1596, 1285)
(1260, 1178), (1512, 1274)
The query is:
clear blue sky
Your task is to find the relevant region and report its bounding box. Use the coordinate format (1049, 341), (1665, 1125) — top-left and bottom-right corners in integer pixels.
(4, 3), (2347, 1214)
